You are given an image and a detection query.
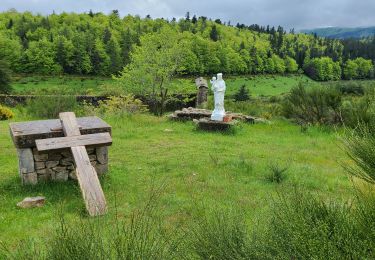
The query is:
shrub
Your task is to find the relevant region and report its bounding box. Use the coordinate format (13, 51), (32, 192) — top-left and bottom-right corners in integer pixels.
(265, 161), (288, 183)
(343, 124), (375, 184)
(80, 95), (148, 117)
(188, 209), (250, 260)
(336, 81), (365, 96)
(253, 190), (374, 259)
(340, 95), (375, 128)
(26, 95), (78, 118)
(282, 83), (342, 125)
(233, 84), (250, 102)
(0, 105), (14, 120)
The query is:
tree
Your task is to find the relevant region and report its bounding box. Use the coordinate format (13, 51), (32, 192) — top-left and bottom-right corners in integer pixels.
(284, 56), (298, 73)
(210, 25), (219, 42)
(304, 57), (341, 81)
(91, 39), (110, 75)
(234, 84), (250, 101)
(343, 59), (359, 79)
(0, 60), (12, 94)
(22, 38), (61, 74)
(117, 27), (184, 115)
(106, 36), (122, 75)
(55, 36), (75, 73)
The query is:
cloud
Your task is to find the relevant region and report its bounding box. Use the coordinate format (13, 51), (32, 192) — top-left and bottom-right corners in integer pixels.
(0, 0), (374, 29)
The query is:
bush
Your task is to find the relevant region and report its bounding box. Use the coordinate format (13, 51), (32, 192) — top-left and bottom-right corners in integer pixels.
(336, 81), (365, 96)
(343, 124), (375, 184)
(282, 83), (342, 125)
(265, 161), (288, 183)
(253, 190), (375, 259)
(340, 95), (375, 128)
(233, 84), (250, 102)
(79, 95), (148, 117)
(0, 105), (14, 120)
(188, 209), (250, 260)
(26, 95), (78, 118)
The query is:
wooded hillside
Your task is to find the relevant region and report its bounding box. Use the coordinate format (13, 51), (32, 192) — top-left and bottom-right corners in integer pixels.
(0, 10), (374, 80)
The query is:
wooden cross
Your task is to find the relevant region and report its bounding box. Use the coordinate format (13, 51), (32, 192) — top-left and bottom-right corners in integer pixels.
(35, 112), (111, 216)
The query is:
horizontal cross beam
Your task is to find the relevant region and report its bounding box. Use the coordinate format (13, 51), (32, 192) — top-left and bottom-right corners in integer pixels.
(36, 132), (112, 152)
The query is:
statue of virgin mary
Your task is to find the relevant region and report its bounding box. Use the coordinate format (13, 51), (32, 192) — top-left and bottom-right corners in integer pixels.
(210, 73), (226, 121)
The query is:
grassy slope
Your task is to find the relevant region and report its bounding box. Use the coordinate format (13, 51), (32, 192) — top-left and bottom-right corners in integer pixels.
(0, 114), (353, 245)
(10, 74), (312, 97)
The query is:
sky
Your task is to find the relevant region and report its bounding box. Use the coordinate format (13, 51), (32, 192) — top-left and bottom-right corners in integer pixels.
(0, 0), (374, 30)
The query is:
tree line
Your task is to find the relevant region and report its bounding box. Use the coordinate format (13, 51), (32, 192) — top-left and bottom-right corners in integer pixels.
(0, 10), (374, 81)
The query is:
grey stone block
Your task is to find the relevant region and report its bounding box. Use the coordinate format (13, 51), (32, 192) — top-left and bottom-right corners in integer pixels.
(96, 146), (108, 164)
(52, 166), (68, 173)
(95, 163), (108, 175)
(61, 150), (72, 158)
(22, 172), (38, 185)
(46, 161), (59, 168)
(51, 171), (68, 182)
(35, 161), (46, 170)
(68, 170), (78, 180)
(33, 153), (48, 162)
(17, 148), (35, 174)
(36, 168), (49, 175)
(48, 153), (62, 161)
(38, 173), (51, 182)
(60, 157), (73, 166)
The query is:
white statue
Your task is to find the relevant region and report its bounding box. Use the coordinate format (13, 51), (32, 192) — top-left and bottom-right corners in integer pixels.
(210, 73), (226, 121)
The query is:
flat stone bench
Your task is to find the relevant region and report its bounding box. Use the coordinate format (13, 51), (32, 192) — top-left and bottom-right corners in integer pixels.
(9, 116), (111, 185)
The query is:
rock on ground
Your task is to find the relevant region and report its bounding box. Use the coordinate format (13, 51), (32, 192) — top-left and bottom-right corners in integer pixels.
(17, 196), (46, 208)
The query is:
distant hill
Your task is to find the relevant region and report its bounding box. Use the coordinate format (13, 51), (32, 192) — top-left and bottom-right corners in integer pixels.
(301, 27), (375, 39)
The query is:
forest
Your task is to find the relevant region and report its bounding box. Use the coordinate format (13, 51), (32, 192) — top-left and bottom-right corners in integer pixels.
(0, 9), (375, 82)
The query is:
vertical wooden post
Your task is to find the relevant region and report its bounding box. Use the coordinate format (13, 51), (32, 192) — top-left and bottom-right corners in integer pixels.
(59, 112), (107, 216)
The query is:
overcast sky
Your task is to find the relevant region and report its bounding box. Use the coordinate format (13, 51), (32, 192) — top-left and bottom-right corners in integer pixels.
(0, 0), (374, 30)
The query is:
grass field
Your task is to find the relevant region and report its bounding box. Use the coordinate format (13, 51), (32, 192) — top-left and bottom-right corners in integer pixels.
(0, 113), (353, 246)
(10, 74), (313, 97)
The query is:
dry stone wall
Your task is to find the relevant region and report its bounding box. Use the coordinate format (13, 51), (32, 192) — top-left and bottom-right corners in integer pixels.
(17, 146), (109, 185)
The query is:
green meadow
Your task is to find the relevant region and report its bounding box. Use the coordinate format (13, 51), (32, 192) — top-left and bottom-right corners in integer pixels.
(0, 113), (353, 245)
(10, 74), (312, 97)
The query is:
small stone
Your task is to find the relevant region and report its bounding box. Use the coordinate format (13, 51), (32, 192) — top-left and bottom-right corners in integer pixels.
(33, 153), (48, 162)
(48, 153), (62, 161)
(51, 171), (68, 182)
(67, 165), (75, 170)
(91, 161), (97, 167)
(61, 150), (72, 158)
(17, 196), (45, 208)
(36, 168), (49, 175)
(35, 161), (46, 170)
(22, 172), (38, 185)
(96, 147), (108, 164)
(89, 154), (97, 161)
(164, 129), (173, 133)
(52, 166), (68, 173)
(68, 170), (77, 180)
(95, 163), (108, 175)
(60, 158), (73, 166)
(38, 174), (50, 182)
(46, 161), (59, 168)
(17, 148), (35, 174)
